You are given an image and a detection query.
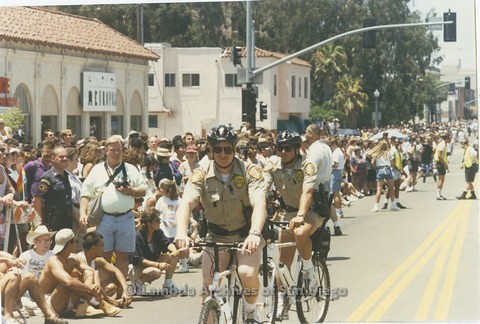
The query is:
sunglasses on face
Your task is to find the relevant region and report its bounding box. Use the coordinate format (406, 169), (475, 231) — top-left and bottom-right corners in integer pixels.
(278, 145), (294, 152)
(213, 146), (234, 155)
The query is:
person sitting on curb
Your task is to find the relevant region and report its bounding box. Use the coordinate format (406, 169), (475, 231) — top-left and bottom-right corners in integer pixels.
(128, 207), (182, 296)
(18, 225), (56, 315)
(39, 228), (120, 318)
(77, 232), (132, 308)
(0, 250), (68, 324)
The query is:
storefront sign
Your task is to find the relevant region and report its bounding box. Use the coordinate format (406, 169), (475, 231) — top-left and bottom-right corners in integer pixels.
(82, 72), (116, 112)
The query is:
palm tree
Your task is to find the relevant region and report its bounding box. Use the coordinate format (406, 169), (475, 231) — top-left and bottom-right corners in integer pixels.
(333, 75), (368, 128)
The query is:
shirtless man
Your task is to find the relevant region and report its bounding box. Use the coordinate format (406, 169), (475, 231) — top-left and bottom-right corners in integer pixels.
(39, 228), (119, 318)
(0, 251), (67, 324)
(77, 232), (132, 308)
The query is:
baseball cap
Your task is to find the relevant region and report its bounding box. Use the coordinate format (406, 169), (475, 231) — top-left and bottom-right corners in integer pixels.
(52, 228), (75, 254)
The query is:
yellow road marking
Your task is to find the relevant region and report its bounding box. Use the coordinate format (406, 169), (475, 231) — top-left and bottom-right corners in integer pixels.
(366, 217), (458, 321)
(347, 201), (467, 322)
(414, 212), (457, 320)
(435, 201), (472, 319)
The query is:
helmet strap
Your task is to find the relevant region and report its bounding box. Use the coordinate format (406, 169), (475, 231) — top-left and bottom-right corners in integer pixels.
(283, 152), (299, 167)
(214, 155), (235, 170)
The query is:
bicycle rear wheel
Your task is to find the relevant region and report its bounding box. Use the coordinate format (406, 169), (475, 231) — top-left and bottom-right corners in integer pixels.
(257, 259), (277, 323)
(198, 299), (221, 324)
(295, 257), (330, 323)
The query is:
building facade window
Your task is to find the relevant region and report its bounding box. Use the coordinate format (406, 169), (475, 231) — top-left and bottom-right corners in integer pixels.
(273, 75), (277, 96)
(165, 73), (176, 87)
(225, 74), (240, 87)
(41, 116), (57, 134)
(304, 77), (309, 98)
(148, 115), (158, 128)
(182, 73), (200, 87)
(148, 73), (155, 86)
(67, 116), (81, 138)
(291, 76), (296, 98)
(298, 77), (301, 99)
(130, 115), (142, 131)
(111, 116), (123, 135)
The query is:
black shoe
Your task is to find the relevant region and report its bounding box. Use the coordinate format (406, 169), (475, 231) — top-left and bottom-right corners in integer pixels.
(382, 203), (388, 210)
(334, 226), (342, 236)
(436, 196), (447, 200)
(467, 192), (477, 200)
(396, 203), (407, 209)
(456, 191), (467, 200)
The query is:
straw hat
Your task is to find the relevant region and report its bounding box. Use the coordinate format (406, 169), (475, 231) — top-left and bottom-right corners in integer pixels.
(26, 225), (56, 245)
(155, 147), (171, 158)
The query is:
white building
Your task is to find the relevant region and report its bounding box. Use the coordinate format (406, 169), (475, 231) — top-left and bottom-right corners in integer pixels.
(145, 43), (311, 138)
(0, 7), (158, 145)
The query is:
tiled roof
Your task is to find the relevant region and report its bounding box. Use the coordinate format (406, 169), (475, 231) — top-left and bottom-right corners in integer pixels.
(0, 6), (159, 61)
(223, 46), (311, 68)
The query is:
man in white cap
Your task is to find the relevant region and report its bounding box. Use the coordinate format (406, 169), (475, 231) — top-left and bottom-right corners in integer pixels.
(39, 229), (119, 318)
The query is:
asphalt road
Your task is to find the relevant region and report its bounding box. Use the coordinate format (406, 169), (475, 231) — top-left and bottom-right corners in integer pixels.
(27, 139), (479, 323)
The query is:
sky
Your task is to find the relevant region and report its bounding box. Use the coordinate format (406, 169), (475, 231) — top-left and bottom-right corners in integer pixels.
(409, 0), (476, 71)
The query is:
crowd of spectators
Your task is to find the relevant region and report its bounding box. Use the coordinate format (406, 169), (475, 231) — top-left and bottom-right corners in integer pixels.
(0, 118), (477, 323)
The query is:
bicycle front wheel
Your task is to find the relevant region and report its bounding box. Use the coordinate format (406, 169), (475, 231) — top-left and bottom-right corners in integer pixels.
(296, 257), (330, 323)
(198, 299), (221, 324)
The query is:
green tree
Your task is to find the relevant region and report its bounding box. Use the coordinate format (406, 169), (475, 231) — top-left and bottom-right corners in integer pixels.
(1, 107), (24, 133)
(333, 75), (368, 128)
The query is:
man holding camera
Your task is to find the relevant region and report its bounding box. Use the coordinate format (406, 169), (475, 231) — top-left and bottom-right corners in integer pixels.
(80, 136), (147, 278)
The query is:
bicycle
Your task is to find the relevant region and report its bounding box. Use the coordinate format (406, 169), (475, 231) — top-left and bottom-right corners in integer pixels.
(261, 218), (331, 323)
(195, 240), (271, 324)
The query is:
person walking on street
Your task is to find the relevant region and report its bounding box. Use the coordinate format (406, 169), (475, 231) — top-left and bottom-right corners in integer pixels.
(434, 134), (450, 200)
(456, 139), (478, 200)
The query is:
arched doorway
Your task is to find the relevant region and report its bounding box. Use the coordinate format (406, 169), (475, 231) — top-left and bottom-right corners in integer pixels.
(13, 84), (32, 144)
(130, 90), (143, 131)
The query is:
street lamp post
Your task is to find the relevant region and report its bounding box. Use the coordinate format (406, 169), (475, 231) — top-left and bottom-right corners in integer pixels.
(374, 89), (380, 128)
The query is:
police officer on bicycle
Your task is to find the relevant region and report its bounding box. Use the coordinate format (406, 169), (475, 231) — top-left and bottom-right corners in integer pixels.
(175, 125), (267, 323)
(264, 130), (325, 318)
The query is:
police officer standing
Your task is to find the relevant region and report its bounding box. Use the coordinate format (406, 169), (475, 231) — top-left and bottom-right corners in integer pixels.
(175, 125), (267, 323)
(33, 146), (73, 232)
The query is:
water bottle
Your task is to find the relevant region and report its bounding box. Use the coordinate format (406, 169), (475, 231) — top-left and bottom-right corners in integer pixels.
(278, 263), (294, 289)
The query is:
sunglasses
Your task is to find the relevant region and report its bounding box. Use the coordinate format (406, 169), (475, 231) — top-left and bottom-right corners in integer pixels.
(278, 145), (294, 152)
(213, 146), (234, 155)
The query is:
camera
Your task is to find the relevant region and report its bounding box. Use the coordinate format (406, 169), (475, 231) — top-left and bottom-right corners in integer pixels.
(114, 179), (130, 189)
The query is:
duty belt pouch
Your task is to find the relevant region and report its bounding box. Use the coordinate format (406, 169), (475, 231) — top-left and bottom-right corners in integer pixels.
(313, 186), (331, 219)
(197, 211), (208, 239)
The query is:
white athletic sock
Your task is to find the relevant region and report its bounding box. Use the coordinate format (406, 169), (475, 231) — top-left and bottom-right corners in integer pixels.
(333, 221), (339, 227)
(163, 279), (172, 287)
(302, 257), (313, 270)
(244, 301), (256, 313)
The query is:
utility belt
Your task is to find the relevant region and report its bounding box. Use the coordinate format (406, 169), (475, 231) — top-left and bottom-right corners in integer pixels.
(312, 184), (331, 219)
(207, 222), (249, 237)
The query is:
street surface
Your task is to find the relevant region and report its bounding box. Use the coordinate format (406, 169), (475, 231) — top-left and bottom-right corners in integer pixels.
(29, 140), (479, 323)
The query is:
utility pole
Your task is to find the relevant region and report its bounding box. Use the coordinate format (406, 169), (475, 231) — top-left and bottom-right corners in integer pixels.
(244, 1), (256, 132)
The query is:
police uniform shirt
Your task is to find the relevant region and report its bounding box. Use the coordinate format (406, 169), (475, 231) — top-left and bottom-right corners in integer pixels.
(182, 157), (266, 232)
(264, 155), (306, 209)
(305, 140), (332, 189)
(35, 166), (73, 230)
(82, 161), (147, 214)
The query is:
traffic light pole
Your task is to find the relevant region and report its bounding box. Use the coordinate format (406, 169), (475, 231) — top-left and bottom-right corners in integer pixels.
(252, 20), (453, 77)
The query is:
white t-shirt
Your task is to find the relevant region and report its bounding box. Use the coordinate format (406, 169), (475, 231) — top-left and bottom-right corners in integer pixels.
(19, 249), (54, 279)
(375, 152), (393, 167)
(155, 196), (179, 238)
(332, 147), (345, 170)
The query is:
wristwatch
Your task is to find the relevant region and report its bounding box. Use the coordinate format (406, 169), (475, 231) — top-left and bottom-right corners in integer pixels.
(297, 213), (305, 218)
(249, 230), (262, 237)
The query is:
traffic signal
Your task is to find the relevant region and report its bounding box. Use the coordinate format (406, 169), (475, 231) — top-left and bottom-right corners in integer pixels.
(363, 19), (376, 48)
(465, 76), (470, 90)
(231, 45), (242, 67)
(242, 86), (257, 123)
(443, 11), (456, 42)
(259, 102), (268, 121)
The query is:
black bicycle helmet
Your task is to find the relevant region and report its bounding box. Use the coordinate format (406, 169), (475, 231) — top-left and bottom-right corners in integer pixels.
(207, 125), (238, 145)
(276, 130), (302, 147)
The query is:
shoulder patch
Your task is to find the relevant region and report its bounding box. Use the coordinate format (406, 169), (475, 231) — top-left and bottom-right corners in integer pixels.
(38, 179), (51, 193)
(303, 162), (315, 176)
(248, 165), (263, 180)
(189, 169), (205, 183)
